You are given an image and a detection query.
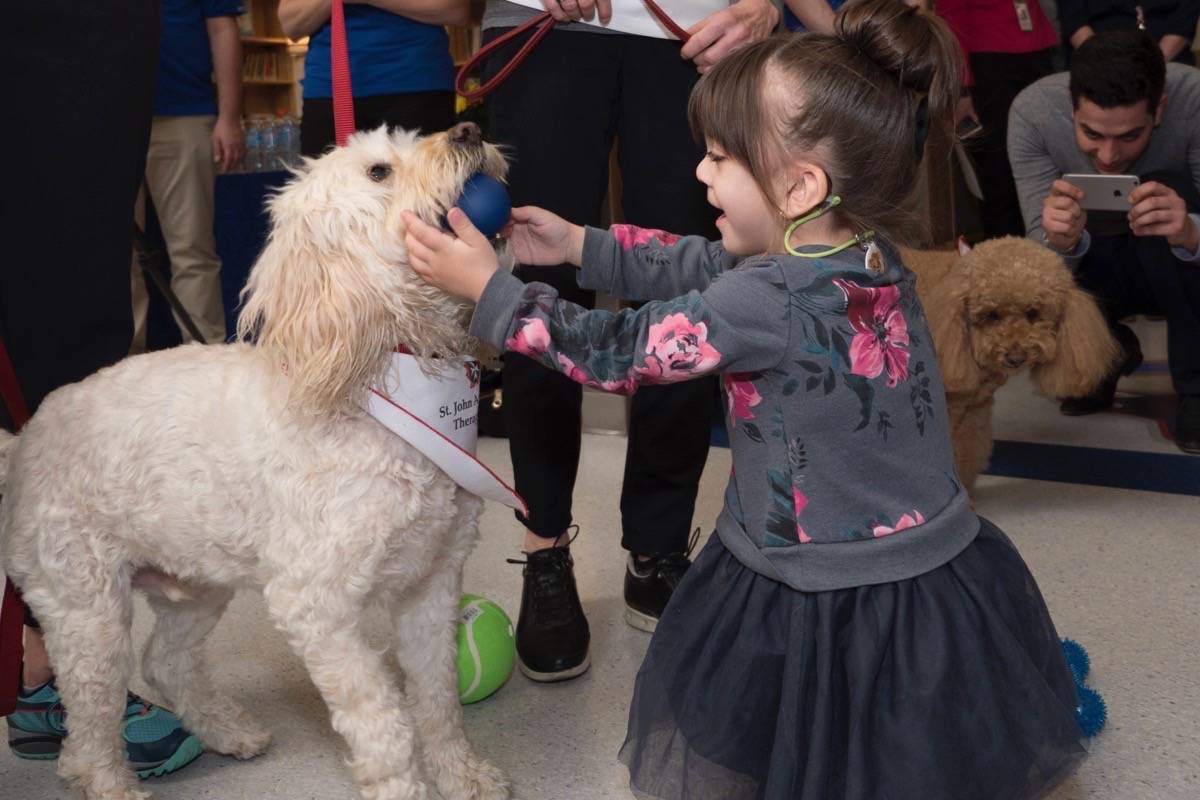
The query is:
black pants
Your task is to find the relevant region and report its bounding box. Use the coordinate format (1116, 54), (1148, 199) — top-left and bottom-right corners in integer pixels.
(0, 0), (159, 627)
(300, 91), (457, 157)
(483, 29), (717, 555)
(1077, 170), (1200, 396)
(968, 49), (1056, 238)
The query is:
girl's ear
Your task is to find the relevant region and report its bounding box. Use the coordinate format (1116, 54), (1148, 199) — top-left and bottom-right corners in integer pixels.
(783, 162), (832, 219)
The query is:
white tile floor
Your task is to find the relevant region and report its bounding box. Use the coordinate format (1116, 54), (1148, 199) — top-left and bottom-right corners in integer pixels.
(4, 321), (1199, 800)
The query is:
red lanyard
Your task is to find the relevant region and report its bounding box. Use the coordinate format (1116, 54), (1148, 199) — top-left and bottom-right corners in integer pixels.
(331, 0), (356, 146)
(453, 2), (691, 104)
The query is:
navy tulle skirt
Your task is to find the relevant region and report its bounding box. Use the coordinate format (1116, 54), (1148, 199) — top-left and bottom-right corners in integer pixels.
(620, 518), (1085, 800)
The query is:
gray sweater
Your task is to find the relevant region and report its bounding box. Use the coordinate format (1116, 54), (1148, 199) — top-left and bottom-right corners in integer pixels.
(470, 226), (979, 591)
(1008, 63), (1200, 260)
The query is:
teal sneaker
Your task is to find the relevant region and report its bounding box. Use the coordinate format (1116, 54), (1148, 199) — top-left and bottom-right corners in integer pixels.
(6, 681), (203, 778)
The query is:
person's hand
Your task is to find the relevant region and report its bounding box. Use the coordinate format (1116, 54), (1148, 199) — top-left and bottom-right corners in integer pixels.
(1042, 179), (1087, 253)
(1129, 181), (1199, 253)
(681, 0), (779, 74)
(1069, 25), (1095, 50)
(541, 0), (612, 24)
(403, 209), (501, 303)
(507, 206), (585, 267)
(211, 115), (246, 174)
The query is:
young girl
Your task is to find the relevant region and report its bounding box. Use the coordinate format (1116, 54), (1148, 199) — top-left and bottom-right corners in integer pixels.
(404, 1), (1086, 797)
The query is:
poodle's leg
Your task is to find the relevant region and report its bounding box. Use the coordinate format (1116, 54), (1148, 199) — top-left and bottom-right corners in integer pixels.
(141, 587), (271, 759)
(392, 520), (509, 800)
(39, 583), (149, 800)
(954, 401), (995, 493)
(264, 575), (429, 800)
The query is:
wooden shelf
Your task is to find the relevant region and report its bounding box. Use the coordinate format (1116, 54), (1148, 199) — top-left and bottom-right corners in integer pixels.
(245, 77), (294, 86)
(242, 35), (293, 45)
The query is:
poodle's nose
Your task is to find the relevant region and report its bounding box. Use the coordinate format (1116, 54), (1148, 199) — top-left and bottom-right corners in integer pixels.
(449, 121), (482, 146)
(1005, 352), (1027, 368)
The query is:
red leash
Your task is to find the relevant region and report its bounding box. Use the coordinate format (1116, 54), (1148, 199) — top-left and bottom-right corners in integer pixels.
(455, 1), (690, 103)
(0, 339), (30, 716)
(331, 0), (355, 146)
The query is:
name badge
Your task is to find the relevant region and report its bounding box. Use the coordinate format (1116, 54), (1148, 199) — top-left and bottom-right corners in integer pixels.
(1014, 0), (1034, 32)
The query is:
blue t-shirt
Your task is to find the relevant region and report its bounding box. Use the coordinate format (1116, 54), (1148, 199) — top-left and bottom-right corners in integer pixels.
(784, 0), (847, 31)
(155, 0), (244, 116)
(304, 6), (454, 99)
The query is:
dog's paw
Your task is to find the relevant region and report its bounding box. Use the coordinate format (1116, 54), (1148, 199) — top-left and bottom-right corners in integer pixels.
(200, 719), (272, 760)
(435, 758), (510, 800)
(360, 776), (429, 800)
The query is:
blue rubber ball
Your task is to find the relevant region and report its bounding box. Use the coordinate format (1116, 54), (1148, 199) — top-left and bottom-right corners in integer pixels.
(456, 174), (511, 238)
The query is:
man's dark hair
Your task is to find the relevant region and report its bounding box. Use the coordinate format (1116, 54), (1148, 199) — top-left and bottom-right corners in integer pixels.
(1069, 30), (1167, 113)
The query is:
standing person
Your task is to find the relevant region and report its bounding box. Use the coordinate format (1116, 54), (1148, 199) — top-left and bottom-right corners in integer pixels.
(1059, 0), (1199, 64)
(278, 0), (470, 156)
(405, 2), (1088, 797)
(1008, 30), (1200, 451)
(938, 0), (1059, 237)
(133, 0), (247, 349)
(2, 0), (205, 778)
(477, 0), (779, 683)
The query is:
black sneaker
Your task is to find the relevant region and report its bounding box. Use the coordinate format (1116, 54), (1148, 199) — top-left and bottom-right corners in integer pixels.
(1060, 339), (1144, 416)
(623, 531), (699, 633)
(509, 545), (590, 682)
(1176, 395), (1200, 455)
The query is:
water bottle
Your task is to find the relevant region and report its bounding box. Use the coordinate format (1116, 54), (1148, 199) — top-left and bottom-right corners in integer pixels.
(275, 117), (296, 169)
(259, 118), (279, 172)
(243, 120), (263, 173)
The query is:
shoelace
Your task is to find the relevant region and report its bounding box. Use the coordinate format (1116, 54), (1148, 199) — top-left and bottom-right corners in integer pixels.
(652, 528), (701, 590)
(507, 526), (580, 627)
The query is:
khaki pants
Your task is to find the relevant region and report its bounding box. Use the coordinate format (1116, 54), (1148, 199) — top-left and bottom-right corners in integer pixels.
(131, 115), (225, 351)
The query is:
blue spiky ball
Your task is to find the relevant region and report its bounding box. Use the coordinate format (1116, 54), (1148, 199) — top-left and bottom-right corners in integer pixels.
(1060, 638), (1106, 737)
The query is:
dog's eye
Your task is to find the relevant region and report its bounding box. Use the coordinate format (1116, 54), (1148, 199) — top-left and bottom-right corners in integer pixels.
(367, 163), (393, 182)
(980, 310), (1001, 324)
(1025, 308), (1040, 323)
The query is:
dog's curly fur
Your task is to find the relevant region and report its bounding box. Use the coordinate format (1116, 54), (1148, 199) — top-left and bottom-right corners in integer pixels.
(904, 236), (1119, 491)
(0, 126), (511, 800)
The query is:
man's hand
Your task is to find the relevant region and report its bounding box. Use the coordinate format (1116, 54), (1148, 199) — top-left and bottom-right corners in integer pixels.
(211, 116), (246, 174)
(681, 0), (779, 74)
(1042, 179), (1087, 253)
(1129, 181), (1200, 253)
(542, 0), (612, 24)
(403, 208), (501, 303)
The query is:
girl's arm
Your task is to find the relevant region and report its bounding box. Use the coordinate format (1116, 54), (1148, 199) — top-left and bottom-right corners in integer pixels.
(576, 225), (735, 301)
(401, 209), (788, 391)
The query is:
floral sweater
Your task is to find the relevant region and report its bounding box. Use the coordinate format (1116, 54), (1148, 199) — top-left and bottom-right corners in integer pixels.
(470, 225), (979, 591)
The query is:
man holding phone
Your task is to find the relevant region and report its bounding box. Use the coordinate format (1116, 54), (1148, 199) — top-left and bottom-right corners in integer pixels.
(1008, 30), (1200, 453)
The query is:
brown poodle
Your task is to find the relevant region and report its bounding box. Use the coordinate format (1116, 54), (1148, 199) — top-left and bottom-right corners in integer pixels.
(903, 236), (1120, 491)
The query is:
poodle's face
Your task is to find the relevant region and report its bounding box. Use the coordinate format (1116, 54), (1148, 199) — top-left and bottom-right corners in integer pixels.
(959, 240), (1077, 377)
(238, 124), (511, 414)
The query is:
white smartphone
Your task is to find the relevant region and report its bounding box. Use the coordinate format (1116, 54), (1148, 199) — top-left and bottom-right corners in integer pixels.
(1062, 173), (1141, 211)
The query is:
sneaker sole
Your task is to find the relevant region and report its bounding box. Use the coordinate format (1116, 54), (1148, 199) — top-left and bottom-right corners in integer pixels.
(623, 606), (659, 633)
(517, 653), (591, 683)
(9, 734), (204, 779)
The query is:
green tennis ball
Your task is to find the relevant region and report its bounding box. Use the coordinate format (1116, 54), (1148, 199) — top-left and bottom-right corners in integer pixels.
(457, 594), (516, 704)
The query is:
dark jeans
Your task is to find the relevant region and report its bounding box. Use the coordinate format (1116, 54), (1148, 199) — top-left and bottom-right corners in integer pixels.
(482, 28), (717, 556)
(1077, 170), (1200, 395)
(300, 91), (457, 156)
(968, 49), (1056, 238)
(0, 0), (160, 627)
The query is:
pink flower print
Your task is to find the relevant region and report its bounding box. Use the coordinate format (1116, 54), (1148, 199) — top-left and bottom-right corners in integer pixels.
(636, 313), (721, 382)
(724, 373), (762, 423)
(506, 318), (550, 356)
(612, 224), (682, 251)
(873, 509), (925, 538)
(556, 354), (638, 396)
(794, 488), (812, 543)
(834, 279), (911, 387)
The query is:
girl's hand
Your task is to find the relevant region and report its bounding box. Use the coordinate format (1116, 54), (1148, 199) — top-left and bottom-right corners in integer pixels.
(403, 208), (499, 303)
(507, 206), (586, 267)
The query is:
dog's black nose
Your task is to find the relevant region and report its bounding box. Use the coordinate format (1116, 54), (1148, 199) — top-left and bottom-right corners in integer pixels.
(1005, 352), (1027, 368)
(449, 122), (482, 146)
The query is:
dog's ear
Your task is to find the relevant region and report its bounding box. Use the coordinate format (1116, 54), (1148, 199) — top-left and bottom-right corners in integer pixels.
(1031, 285), (1121, 398)
(236, 215), (398, 416)
(924, 278), (982, 395)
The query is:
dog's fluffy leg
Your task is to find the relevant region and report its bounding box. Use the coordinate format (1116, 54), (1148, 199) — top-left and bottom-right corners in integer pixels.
(393, 499), (508, 800)
(39, 586), (149, 800)
(264, 576), (430, 800)
(141, 587), (271, 759)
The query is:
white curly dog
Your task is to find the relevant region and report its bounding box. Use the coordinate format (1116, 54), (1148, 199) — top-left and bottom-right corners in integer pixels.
(0, 123), (511, 800)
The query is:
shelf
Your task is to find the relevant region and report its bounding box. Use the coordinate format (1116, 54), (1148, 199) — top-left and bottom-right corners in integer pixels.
(242, 35), (293, 45)
(244, 77), (294, 86)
